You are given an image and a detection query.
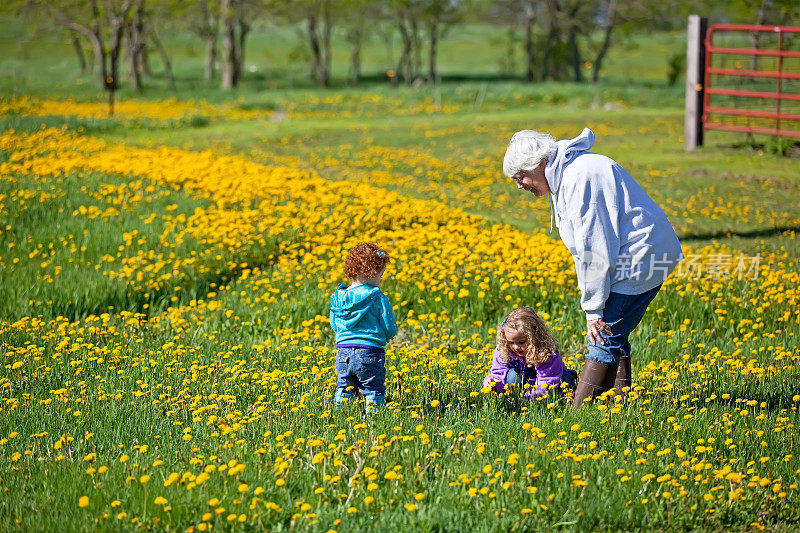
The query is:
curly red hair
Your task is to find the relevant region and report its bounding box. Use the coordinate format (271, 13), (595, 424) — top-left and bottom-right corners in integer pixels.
(344, 242), (390, 280)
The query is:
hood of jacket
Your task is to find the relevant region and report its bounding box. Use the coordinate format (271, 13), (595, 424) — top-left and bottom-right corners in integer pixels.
(329, 284), (382, 328)
(543, 127), (595, 230)
(544, 127), (595, 195)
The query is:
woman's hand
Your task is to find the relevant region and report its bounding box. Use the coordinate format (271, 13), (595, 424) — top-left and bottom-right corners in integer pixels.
(587, 318), (612, 346)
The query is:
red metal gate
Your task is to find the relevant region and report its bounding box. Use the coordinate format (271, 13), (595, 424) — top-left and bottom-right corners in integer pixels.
(702, 23), (800, 139)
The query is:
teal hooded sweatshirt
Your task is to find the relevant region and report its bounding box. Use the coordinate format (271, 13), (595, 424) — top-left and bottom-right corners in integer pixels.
(329, 284), (398, 348)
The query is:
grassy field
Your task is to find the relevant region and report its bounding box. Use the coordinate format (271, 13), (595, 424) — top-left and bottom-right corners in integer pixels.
(1, 19), (799, 532)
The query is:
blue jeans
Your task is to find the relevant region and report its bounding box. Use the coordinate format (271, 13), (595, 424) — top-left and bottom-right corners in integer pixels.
(561, 368), (578, 389)
(505, 368), (522, 385)
(334, 346), (386, 411)
(586, 284), (662, 366)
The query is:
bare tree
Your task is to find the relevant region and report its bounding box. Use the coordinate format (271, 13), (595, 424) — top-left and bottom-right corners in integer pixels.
(393, 0), (424, 84)
(185, 0), (220, 82)
(591, 0), (617, 82)
(220, 0), (238, 88)
(148, 26), (177, 92)
(475, 0), (541, 83)
(423, 0), (461, 84)
(220, 0), (263, 88)
(237, 9), (251, 83)
(305, 0), (333, 87)
(586, 0), (664, 83)
(344, 17), (364, 84)
(540, 0), (561, 81)
(565, 1), (586, 82)
(126, 0), (146, 90)
(340, 0), (379, 85)
(522, 1), (537, 82)
(45, 0), (135, 91)
(70, 30), (90, 73)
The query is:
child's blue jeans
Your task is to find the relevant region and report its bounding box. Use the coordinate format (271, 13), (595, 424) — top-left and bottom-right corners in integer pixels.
(334, 346), (386, 411)
(586, 284), (662, 366)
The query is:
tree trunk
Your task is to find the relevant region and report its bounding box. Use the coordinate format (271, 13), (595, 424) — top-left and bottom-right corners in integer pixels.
(53, 0), (112, 89)
(139, 42), (151, 76)
(235, 17), (249, 85)
(348, 27), (362, 85)
(308, 11), (322, 84)
(591, 0), (616, 83)
(524, 4), (535, 83)
(120, 0), (145, 91)
(411, 16), (421, 83)
(91, 32), (106, 89)
(397, 16), (413, 84)
(133, 2), (149, 77)
(427, 21), (438, 83)
(107, 7), (129, 92)
(150, 30), (176, 93)
(70, 32), (88, 74)
(109, 38), (123, 90)
(567, 24), (582, 79)
(502, 29), (517, 74)
(320, 0), (331, 87)
(566, 3), (583, 82)
(567, 29), (582, 81)
(204, 33), (217, 81)
(91, 0), (108, 90)
(750, 0), (768, 71)
(540, 0), (559, 81)
(127, 25), (143, 91)
(220, 0), (236, 88)
(377, 23), (394, 67)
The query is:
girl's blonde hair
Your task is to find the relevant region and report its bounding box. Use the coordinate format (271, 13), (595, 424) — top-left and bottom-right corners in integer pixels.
(496, 307), (559, 366)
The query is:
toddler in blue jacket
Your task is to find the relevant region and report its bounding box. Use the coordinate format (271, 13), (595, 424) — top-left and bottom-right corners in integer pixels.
(329, 242), (397, 412)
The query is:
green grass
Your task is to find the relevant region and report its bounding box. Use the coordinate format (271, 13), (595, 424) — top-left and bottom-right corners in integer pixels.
(1, 17), (799, 533)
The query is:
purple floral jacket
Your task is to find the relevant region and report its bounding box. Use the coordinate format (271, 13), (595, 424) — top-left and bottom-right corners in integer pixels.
(483, 347), (573, 399)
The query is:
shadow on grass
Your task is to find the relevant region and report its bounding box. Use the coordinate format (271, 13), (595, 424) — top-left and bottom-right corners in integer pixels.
(680, 224), (800, 242)
(1, 238), (284, 324)
(0, 113), (124, 135)
(352, 72), (524, 85)
(698, 381), (800, 415)
(713, 391), (799, 415)
(54, 245), (281, 322)
(387, 385), (574, 418)
(0, 111), (216, 136)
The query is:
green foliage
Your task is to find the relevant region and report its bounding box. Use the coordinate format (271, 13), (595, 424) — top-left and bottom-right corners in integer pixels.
(764, 136), (797, 157)
(187, 114), (211, 128)
(667, 51), (684, 86)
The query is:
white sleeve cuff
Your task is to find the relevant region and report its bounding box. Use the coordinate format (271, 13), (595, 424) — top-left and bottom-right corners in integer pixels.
(585, 310), (604, 321)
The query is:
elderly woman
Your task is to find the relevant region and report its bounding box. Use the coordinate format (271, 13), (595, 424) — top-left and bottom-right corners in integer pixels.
(503, 128), (682, 408)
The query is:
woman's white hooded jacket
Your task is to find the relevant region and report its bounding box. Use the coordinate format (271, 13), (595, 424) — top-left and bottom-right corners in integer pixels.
(544, 128), (683, 320)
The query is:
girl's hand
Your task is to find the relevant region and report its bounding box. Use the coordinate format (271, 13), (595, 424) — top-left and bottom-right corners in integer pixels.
(587, 318), (612, 346)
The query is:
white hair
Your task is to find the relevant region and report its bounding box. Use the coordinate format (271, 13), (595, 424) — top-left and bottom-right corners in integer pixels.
(502, 130), (558, 178)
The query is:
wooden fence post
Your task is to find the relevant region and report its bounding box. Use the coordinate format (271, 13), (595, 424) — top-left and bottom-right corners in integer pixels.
(685, 15), (708, 151)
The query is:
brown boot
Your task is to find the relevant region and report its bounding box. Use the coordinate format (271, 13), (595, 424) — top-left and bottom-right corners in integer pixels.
(572, 359), (617, 409)
(614, 356), (632, 402)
